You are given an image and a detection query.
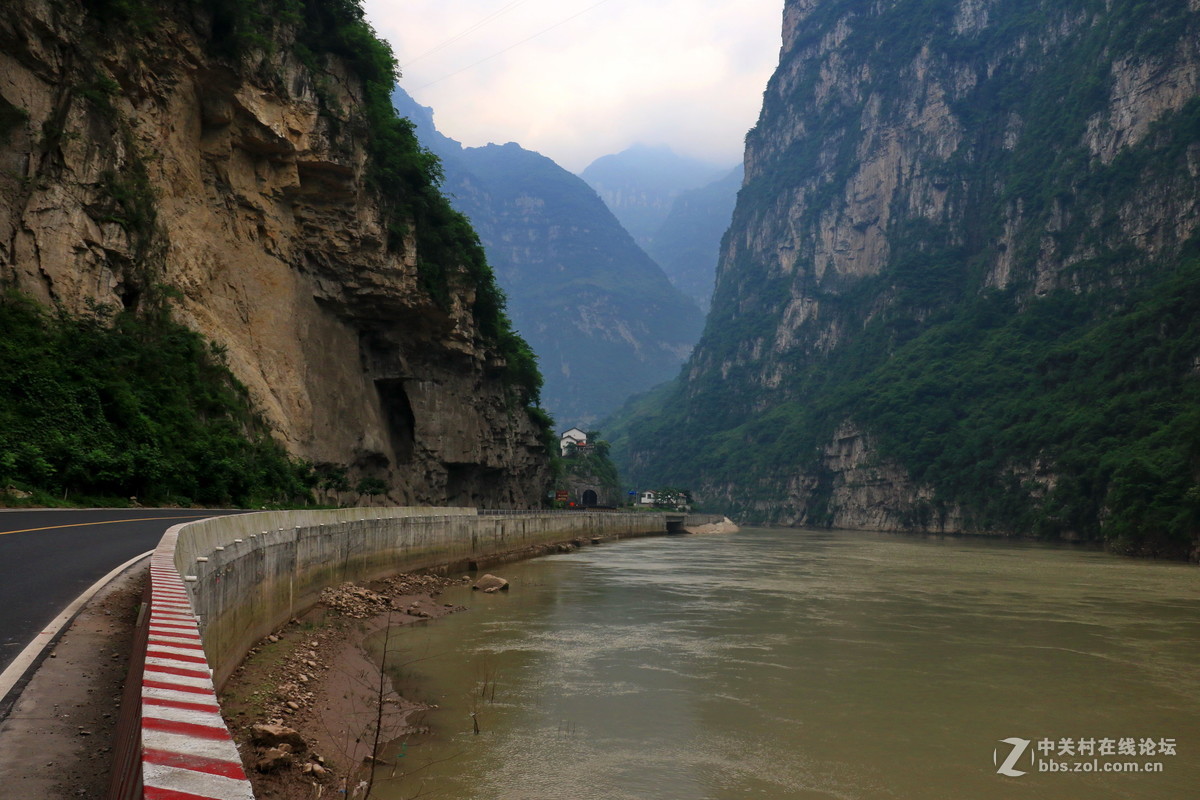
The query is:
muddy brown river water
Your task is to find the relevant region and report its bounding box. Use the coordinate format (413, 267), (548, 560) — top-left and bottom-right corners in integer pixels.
(367, 528), (1199, 799)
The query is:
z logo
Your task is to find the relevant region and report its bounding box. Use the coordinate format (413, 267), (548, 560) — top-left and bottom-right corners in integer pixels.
(994, 737), (1031, 777)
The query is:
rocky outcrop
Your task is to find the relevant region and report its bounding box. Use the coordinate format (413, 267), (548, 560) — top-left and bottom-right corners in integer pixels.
(250, 723), (307, 752)
(472, 574), (509, 593)
(0, 1), (548, 505)
(805, 422), (963, 531)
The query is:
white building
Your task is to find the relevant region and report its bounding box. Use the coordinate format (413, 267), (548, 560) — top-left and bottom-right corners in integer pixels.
(559, 427), (588, 456)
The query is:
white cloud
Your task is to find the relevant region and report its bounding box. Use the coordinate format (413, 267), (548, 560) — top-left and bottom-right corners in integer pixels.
(362, 0), (783, 172)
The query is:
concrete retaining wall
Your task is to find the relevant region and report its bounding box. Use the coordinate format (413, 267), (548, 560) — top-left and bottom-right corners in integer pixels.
(123, 508), (668, 800)
(183, 510), (667, 687)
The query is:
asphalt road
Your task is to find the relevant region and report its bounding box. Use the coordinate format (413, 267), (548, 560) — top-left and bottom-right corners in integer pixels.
(0, 508), (244, 675)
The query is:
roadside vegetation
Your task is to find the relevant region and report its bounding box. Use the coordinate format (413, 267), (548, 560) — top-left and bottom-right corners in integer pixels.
(0, 292), (313, 507)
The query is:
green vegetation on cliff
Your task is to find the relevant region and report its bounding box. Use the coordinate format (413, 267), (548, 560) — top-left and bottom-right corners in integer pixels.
(0, 294), (312, 506)
(850, 254), (1200, 554)
(619, 251), (1200, 555)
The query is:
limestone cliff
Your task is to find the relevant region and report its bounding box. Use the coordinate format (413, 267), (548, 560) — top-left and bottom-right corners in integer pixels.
(0, 0), (548, 506)
(616, 0), (1200, 555)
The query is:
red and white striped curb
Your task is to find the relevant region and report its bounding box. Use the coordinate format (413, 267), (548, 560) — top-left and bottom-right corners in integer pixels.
(142, 529), (254, 800)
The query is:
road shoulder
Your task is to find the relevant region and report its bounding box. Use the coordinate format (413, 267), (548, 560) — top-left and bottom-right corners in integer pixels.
(0, 562), (146, 798)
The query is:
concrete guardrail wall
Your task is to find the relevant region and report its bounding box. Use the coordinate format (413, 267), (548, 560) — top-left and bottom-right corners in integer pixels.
(113, 508), (670, 800)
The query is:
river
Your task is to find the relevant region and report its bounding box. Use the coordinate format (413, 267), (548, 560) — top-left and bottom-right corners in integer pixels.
(366, 528), (1199, 799)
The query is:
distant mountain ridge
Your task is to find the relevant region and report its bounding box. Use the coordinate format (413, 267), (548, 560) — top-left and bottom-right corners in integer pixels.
(392, 89), (703, 427)
(644, 164), (744, 312)
(580, 144), (728, 249)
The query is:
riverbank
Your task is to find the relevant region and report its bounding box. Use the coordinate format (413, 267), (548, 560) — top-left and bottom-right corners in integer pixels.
(219, 572), (471, 799)
(211, 518), (707, 798)
(216, 530), (671, 798)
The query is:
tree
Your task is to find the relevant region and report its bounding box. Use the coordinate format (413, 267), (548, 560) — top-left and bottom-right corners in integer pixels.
(355, 477), (389, 504)
(316, 463), (351, 505)
(653, 487), (691, 510)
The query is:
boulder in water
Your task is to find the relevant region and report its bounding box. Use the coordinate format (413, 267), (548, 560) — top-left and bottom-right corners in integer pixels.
(472, 574), (509, 593)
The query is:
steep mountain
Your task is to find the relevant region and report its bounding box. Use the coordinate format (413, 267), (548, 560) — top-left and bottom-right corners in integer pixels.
(645, 164), (744, 312)
(392, 89), (703, 426)
(616, 0), (1200, 558)
(388, 87), (465, 169)
(580, 144), (726, 249)
(0, 0), (549, 507)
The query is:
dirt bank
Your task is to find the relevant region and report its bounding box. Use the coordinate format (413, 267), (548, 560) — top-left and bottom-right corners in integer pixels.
(219, 573), (468, 800)
(683, 516), (740, 535)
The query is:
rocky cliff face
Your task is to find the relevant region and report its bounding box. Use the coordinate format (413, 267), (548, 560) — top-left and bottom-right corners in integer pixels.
(711, 0), (1200, 392)
(0, 0), (548, 506)
(617, 0), (1200, 552)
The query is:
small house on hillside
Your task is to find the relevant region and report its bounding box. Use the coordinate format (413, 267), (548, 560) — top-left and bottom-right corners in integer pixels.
(560, 427), (588, 456)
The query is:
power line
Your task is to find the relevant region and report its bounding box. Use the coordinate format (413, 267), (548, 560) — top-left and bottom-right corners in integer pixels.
(402, 0), (535, 68)
(411, 0), (619, 91)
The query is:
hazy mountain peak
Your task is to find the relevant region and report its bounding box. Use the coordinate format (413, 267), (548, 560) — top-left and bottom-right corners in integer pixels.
(579, 144), (732, 248)
(581, 144), (724, 192)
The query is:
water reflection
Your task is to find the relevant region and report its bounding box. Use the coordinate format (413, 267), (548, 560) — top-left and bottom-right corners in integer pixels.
(367, 529), (1199, 799)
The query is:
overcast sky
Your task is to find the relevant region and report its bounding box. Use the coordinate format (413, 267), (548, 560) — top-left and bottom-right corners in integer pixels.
(362, 0), (784, 173)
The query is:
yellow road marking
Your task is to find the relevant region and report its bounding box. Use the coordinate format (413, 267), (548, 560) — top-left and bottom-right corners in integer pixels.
(0, 514), (210, 537)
